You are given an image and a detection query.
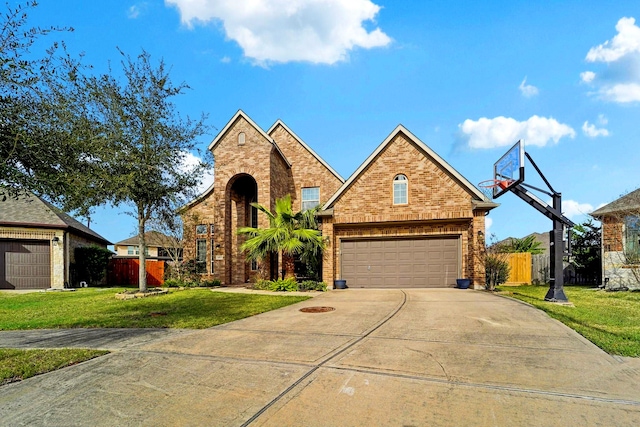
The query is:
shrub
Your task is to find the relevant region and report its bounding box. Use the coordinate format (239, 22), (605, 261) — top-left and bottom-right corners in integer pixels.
(298, 280), (327, 292)
(485, 254), (510, 290)
(254, 279), (272, 290)
(164, 279), (182, 288)
(74, 246), (113, 286)
(200, 279), (222, 287)
(269, 278), (298, 292)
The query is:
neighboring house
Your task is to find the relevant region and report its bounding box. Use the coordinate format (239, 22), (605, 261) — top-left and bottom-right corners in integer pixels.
(590, 188), (640, 290)
(0, 192), (111, 290)
(113, 231), (182, 261)
(182, 110), (497, 289)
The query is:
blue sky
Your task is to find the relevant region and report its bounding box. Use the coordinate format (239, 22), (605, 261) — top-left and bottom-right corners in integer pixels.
(22, 0), (640, 245)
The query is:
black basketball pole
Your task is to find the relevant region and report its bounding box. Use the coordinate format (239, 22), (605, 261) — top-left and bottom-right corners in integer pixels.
(507, 152), (573, 303)
(545, 192), (568, 302)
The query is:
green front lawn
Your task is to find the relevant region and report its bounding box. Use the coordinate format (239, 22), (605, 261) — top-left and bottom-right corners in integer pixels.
(498, 285), (640, 357)
(0, 288), (310, 330)
(0, 348), (108, 386)
(0, 288), (309, 386)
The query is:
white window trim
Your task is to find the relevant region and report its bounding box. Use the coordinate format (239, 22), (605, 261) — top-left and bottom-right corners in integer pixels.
(301, 186), (320, 211)
(393, 174), (408, 205)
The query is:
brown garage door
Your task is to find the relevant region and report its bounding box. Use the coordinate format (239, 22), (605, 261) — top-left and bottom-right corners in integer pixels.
(0, 240), (51, 289)
(341, 238), (459, 288)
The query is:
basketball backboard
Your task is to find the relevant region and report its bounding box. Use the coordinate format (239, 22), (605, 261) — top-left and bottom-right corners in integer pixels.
(492, 140), (524, 198)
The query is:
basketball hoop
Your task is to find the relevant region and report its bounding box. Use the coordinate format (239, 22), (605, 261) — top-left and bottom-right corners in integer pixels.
(478, 179), (513, 199)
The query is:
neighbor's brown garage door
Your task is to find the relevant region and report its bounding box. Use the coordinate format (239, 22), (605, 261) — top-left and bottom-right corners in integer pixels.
(341, 238), (459, 288)
(0, 240), (51, 289)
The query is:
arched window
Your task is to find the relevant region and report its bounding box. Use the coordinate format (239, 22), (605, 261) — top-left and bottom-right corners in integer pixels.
(393, 174), (408, 205)
(238, 132), (246, 145)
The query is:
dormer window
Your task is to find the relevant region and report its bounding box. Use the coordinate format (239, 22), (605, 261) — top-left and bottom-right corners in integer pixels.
(238, 132), (246, 145)
(393, 174), (408, 205)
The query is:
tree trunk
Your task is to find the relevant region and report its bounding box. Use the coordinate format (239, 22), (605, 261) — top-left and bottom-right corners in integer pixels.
(278, 250), (284, 280)
(138, 213), (147, 292)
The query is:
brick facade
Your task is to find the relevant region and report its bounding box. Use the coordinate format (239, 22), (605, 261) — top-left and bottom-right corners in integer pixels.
(321, 130), (492, 288)
(182, 111), (344, 284)
(183, 111), (495, 287)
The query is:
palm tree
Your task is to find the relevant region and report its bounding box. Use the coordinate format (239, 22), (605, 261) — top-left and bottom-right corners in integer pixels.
(238, 195), (325, 280)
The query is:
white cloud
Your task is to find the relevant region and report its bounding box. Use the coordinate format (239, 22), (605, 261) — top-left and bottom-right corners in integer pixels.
(582, 121), (609, 138)
(165, 0), (391, 65)
(580, 71), (596, 83)
(543, 199), (596, 220)
(180, 152), (214, 194)
(127, 5), (140, 19)
(459, 116), (576, 149)
(597, 114), (608, 125)
(127, 3), (149, 19)
(582, 17), (640, 103)
(485, 217), (493, 233)
(518, 77), (539, 97)
(586, 17), (640, 63)
(559, 200), (595, 219)
(599, 82), (640, 103)
(220, 56), (231, 64)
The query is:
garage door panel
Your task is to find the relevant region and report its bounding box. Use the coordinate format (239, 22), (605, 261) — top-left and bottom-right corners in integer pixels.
(1, 240), (51, 290)
(341, 238), (459, 288)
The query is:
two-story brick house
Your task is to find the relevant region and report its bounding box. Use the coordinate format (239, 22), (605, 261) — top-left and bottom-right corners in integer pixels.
(182, 110), (497, 288)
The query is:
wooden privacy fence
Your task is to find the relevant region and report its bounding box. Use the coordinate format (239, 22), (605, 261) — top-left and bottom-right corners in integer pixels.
(108, 258), (165, 287)
(532, 254), (550, 284)
(505, 252), (531, 285)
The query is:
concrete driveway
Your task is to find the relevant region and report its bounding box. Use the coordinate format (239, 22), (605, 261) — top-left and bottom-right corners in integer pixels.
(1, 289), (639, 426)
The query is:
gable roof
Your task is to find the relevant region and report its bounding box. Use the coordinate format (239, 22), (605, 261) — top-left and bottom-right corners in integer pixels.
(208, 109), (291, 168)
(0, 192), (111, 244)
(267, 120), (345, 183)
(323, 125), (497, 210)
(114, 231), (179, 248)
(179, 182), (215, 212)
(590, 188), (640, 217)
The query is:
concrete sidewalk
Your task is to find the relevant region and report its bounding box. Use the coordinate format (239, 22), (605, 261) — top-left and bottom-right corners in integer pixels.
(1, 289), (639, 426)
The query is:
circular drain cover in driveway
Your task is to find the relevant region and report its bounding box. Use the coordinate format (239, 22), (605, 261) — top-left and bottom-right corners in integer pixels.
(299, 306), (335, 313)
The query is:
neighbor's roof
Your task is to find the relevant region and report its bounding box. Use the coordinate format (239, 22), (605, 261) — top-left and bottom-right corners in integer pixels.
(0, 191), (111, 244)
(267, 119), (345, 183)
(590, 188), (640, 217)
(113, 231), (179, 248)
(323, 125), (498, 210)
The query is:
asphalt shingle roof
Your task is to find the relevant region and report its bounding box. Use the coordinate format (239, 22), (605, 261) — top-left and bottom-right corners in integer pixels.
(0, 192), (111, 244)
(113, 231), (178, 248)
(590, 188), (640, 217)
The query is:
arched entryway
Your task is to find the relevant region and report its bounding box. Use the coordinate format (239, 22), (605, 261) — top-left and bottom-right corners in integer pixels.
(225, 174), (259, 285)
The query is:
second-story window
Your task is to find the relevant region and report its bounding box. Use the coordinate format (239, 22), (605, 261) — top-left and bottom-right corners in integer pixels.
(301, 187), (320, 211)
(393, 174), (408, 205)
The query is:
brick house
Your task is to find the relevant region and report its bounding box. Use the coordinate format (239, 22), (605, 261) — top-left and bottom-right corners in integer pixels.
(0, 192), (111, 289)
(182, 110), (497, 288)
(590, 188), (640, 290)
(113, 231), (182, 261)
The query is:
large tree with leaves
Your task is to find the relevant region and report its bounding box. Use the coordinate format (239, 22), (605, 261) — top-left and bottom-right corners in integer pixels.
(1, 1), (104, 214)
(238, 195), (325, 280)
(569, 220), (601, 285)
(81, 50), (210, 291)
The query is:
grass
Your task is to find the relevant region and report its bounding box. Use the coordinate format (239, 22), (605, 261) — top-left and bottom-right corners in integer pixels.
(0, 348), (108, 386)
(0, 288), (309, 386)
(497, 284), (640, 357)
(0, 287), (310, 330)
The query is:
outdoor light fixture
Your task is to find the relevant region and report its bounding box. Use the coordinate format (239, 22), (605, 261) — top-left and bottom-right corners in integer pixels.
(52, 236), (60, 246)
(477, 230), (484, 237)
